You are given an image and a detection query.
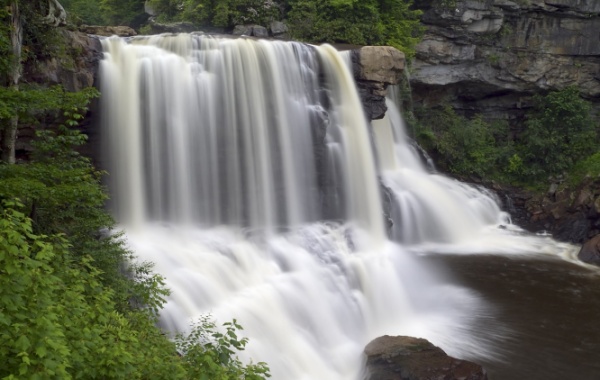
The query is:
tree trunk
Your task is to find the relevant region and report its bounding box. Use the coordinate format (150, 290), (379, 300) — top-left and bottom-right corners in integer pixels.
(1, 1), (22, 164)
(43, 0), (67, 26)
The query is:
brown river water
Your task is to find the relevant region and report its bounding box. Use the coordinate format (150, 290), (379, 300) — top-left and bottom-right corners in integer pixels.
(427, 254), (600, 380)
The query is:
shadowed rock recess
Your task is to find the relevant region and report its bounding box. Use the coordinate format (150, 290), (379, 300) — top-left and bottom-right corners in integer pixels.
(365, 336), (488, 380)
(411, 0), (600, 122)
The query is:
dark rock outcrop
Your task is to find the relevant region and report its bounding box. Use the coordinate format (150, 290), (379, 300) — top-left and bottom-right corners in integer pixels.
(232, 24), (269, 37)
(24, 29), (102, 92)
(411, 0), (600, 123)
(352, 46), (406, 119)
(508, 178), (600, 244)
(269, 21), (289, 39)
(365, 335), (488, 380)
(579, 234), (600, 265)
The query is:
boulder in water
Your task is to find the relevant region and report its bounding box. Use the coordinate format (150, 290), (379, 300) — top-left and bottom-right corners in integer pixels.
(578, 234), (600, 266)
(364, 335), (488, 380)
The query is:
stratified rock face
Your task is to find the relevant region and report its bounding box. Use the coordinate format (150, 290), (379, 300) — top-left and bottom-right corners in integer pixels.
(364, 335), (488, 380)
(579, 234), (600, 266)
(411, 0), (600, 122)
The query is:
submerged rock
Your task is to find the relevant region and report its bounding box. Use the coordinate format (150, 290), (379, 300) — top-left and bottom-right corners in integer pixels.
(364, 335), (488, 380)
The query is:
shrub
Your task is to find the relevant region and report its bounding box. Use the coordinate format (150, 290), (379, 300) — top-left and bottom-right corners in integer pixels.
(415, 105), (513, 179)
(518, 86), (597, 180)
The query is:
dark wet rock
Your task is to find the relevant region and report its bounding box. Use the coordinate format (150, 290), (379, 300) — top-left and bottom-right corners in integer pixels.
(508, 178), (600, 244)
(579, 234), (600, 266)
(555, 215), (591, 243)
(365, 335), (488, 380)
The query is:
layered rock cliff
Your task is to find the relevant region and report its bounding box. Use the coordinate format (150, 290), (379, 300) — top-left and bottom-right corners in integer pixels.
(411, 0), (600, 123)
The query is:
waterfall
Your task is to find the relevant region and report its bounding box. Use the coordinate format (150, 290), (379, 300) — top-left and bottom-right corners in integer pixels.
(373, 98), (510, 244)
(99, 34), (578, 379)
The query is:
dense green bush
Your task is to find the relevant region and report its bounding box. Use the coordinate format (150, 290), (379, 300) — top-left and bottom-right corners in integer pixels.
(0, 203), (269, 378)
(414, 87), (599, 186)
(518, 86), (597, 180)
(99, 0), (147, 27)
(286, 0), (424, 56)
(0, 116), (271, 380)
(60, 0), (107, 25)
(142, 0), (423, 56)
(415, 105), (513, 179)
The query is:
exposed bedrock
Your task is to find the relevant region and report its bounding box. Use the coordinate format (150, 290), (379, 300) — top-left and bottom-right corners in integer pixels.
(352, 46), (406, 120)
(411, 0), (600, 122)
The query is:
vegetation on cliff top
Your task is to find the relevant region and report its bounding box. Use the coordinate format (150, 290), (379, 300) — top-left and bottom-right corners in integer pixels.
(61, 0), (424, 57)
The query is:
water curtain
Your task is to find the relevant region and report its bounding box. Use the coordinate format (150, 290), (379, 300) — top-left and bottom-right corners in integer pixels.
(100, 34), (511, 379)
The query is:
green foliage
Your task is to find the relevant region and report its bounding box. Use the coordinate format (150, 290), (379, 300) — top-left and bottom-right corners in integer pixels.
(0, 206), (270, 379)
(0, 85), (98, 121)
(415, 87), (599, 186)
(176, 317), (271, 379)
(569, 151), (600, 185)
(0, 6), (12, 77)
(144, 0), (423, 56)
(286, 0), (423, 56)
(415, 105), (513, 179)
(0, 201), (186, 379)
(100, 0), (146, 27)
(148, 0), (281, 28)
(518, 86), (597, 180)
(0, 8), (271, 378)
(0, 92), (271, 379)
(61, 0), (107, 25)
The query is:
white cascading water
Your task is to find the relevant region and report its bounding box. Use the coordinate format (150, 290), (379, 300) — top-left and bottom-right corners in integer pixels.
(374, 99), (509, 244)
(100, 34), (580, 379)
